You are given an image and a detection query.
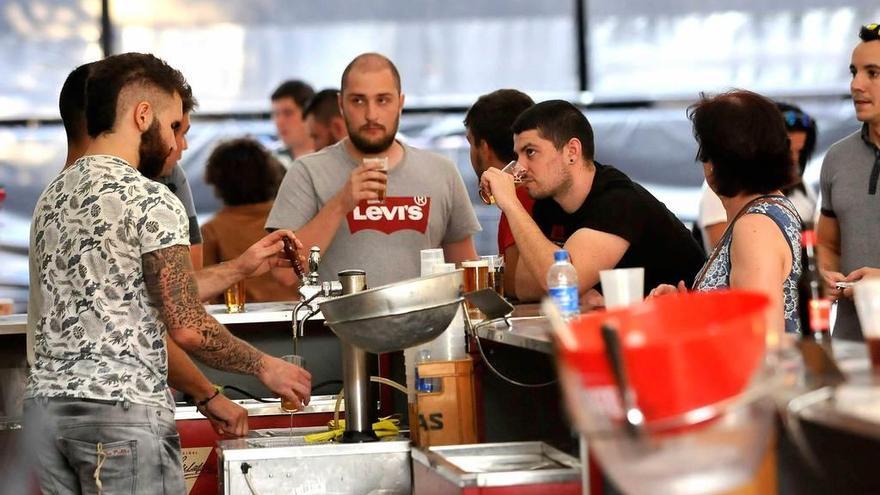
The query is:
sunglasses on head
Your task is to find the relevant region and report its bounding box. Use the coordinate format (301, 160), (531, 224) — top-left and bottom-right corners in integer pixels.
(782, 110), (812, 130)
(860, 23), (880, 42)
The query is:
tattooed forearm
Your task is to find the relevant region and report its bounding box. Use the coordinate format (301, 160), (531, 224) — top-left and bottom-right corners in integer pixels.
(143, 246), (265, 375)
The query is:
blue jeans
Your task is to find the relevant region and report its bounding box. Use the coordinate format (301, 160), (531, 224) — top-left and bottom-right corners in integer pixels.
(23, 398), (185, 495)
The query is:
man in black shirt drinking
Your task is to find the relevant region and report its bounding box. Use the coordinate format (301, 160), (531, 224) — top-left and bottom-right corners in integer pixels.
(480, 100), (705, 303)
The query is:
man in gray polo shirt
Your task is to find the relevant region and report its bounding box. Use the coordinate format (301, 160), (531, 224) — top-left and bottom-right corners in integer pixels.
(818, 23), (880, 340)
(267, 53), (480, 287)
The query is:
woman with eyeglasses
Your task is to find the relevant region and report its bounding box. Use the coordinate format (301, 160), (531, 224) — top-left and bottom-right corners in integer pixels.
(696, 102), (817, 253)
(650, 90), (803, 337)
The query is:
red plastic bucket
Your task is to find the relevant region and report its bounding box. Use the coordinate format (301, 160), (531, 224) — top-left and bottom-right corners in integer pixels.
(558, 290), (769, 424)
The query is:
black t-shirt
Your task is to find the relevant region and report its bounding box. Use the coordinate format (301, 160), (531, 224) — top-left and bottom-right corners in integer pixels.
(532, 162), (706, 294)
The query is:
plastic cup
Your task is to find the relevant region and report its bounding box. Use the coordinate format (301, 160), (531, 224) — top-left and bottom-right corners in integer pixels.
(0, 298), (13, 316)
(479, 160), (527, 205)
(854, 278), (880, 371)
(599, 268), (644, 309)
(420, 248), (446, 277)
(364, 157), (389, 204)
(224, 279), (245, 313)
(280, 354), (306, 412)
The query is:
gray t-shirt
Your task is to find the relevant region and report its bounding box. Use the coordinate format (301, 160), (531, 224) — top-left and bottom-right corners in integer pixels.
(820, 126), (880, 340)
(27, 155), (189, 409)
(157, 164), (202, 245)
(266, 140), (481, 288)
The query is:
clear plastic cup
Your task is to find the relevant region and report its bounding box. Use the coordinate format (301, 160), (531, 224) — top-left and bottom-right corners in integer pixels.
(280, 354), (306, 412)
(600, 268), (644, 309)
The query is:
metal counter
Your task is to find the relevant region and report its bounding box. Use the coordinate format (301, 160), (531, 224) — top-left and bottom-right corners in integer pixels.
(0, 300), (328, 336)
(473, 316), (554, 355)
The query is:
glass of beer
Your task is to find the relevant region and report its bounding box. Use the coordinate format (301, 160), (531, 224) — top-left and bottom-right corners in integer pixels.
(280, 354), (307, 412)
(462, 260), (490, 319)
(854, 279), (880, 371)
(479, 160), (527, 205)
(481, 255), (504, 297)
(224, 279), (246, 313)
(365, 157), (389, 204)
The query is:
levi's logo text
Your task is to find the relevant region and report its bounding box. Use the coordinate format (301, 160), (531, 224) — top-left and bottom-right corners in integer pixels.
(347, 196), (431, 234)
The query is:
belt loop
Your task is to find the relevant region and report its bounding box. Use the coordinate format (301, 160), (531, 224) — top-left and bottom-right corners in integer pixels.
(121, 399), (131, 411)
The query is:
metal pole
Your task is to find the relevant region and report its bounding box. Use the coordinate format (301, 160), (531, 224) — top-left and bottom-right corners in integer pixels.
(337, 270), (378, 443)
(99, 0), (114, 58)
(575, 0), (589, 92)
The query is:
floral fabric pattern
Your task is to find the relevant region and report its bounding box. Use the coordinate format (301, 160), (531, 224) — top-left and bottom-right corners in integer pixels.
(26, 155), (189, 409)
(694, 196), (803, 334)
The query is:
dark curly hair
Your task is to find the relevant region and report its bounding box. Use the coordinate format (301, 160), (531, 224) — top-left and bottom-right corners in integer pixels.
(689, 90), (796, 197)
(204, 138), (283, 206)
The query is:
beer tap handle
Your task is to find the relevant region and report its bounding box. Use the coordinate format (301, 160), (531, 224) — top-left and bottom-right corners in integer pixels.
(307, 246), (321, 285)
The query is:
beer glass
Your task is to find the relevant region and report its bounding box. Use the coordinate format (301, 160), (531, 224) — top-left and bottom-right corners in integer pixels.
(480, 255), (505, 297)
(280, 354), (307, 412)
(224, 279), (246, 313)
(365, 157), (389, 204)
(462, 260), (490, 319)
(479, 160), (527, 205)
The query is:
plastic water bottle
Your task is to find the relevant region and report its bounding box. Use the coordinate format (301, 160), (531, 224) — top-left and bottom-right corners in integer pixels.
(548, 249), (579, 320)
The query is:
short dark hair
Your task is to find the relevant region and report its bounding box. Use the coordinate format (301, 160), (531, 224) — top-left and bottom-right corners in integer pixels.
(775, 102), (817, 175)
(689, 90), (796, 197)
(464, 89), (535, 163)
(86, 52), (190, 138)
(340, 53), (401, 95)
(511, 100), (595, 161)
(270, 80), (315, 110)
(59, 62), (95, 142)
(181, 83), (198, 114)
(303, 88), (341, 123)
(204, 138), (283, 206)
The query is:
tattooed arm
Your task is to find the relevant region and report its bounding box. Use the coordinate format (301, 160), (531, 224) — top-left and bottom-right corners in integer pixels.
(144, 245), (312, 407)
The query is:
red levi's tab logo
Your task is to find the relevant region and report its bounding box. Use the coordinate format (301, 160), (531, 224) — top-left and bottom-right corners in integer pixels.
(347, 196), (431, 235)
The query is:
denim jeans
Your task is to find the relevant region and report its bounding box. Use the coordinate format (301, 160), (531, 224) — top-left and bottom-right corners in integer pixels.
(23, 398), (185, 495)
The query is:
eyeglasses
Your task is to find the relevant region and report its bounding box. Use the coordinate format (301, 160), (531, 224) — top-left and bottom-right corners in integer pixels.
(860, 23), (880, 42)
(782, 110), (813, 130)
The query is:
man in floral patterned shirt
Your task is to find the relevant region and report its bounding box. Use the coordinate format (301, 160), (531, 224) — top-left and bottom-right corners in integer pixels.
(25, 53), (311, 494)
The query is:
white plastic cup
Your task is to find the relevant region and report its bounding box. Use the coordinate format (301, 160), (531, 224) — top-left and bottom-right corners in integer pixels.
(855, 278), (880, 337)
(600, 267), (645, 309)
(420, 248), (446, 277)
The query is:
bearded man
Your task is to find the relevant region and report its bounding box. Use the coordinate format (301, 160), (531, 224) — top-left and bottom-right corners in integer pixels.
(267, 53), (481, 287)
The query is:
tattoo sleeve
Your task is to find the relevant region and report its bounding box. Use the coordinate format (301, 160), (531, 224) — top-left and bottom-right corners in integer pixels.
(143, 245), (265, 375)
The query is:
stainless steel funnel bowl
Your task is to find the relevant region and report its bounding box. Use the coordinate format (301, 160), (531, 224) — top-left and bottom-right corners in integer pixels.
(319, 270), (464, 354)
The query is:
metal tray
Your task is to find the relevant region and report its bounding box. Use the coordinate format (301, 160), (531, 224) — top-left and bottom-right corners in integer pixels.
(412, 441), (579, 487)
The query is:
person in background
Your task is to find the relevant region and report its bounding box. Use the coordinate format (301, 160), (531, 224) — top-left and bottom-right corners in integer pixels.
(463, 89), (535, 298)
(304, 88), (348, 151)
(271, 79), (316, 167)
(651, 90), (803, 336)
(697, 101), (818, 252)
(267, 53), (480, 288)
(202, 138), (295, 302)
(156, 90), (204, 269)
(481, 100), (704, 303)
(817, 23), (880, 340)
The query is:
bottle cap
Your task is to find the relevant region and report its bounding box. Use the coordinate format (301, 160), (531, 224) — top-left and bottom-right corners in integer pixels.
(554, 250), (570, 262)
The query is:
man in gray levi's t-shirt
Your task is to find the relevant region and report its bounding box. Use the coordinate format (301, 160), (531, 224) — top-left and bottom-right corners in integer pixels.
(266, 53), (480, 288)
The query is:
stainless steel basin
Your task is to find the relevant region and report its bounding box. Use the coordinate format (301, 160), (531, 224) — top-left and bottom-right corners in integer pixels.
(319, 270), (464, 354)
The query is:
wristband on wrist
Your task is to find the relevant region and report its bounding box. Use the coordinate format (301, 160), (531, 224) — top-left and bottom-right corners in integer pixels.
(196, 385), (223, 408)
